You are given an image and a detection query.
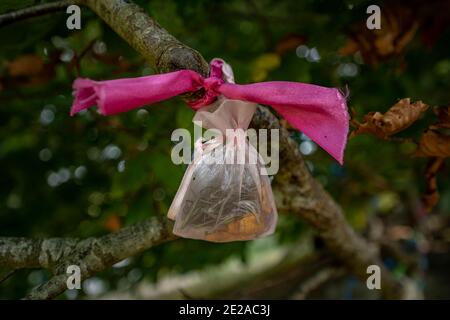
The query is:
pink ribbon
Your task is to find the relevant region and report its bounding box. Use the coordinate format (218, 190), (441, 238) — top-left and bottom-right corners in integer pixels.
(71, 59), (349, 164)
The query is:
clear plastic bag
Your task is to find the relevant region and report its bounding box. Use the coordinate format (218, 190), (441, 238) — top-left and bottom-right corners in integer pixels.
(168, 98), (278, 242)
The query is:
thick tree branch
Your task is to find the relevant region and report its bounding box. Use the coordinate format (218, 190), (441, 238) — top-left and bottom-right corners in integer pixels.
(0, 1), (78, 28)
(80, 0), (208, 76)
(0, 237), (77, 270)
(1, 217), (175, 299)
(0, 0), (409, 299)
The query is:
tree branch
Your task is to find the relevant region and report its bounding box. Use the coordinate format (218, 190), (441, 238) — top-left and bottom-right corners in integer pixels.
(0, 1), (77, 28)
(1, 217), (175, 299)
(80, 0), (208, 76)
(251, 107), (405, 299)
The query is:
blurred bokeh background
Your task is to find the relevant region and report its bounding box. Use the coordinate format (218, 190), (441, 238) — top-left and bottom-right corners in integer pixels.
(0, 0), (449, 299)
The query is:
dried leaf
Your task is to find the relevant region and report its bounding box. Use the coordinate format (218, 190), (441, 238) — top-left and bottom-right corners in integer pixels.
(352, 98), (429, 139)
(422, 158), (444, 213)
(341, 5), (419, 66)
(104, 215), (122, 232)
(338, 39), (359, 56)
(432, 106), (450, 129)
(419, 1), (450, 48)
(4, 54), (55, 87)
(7, 54), (44, 77)
(415, 129), (450, 157)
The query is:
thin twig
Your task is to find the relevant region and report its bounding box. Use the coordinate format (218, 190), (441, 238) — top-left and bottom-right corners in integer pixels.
(69, 37), (98, 76)
(0, 269), (18, 284)
(292, 267), (346, 299)
(179, 288), (198, 300)
(0, 0), (76, 28)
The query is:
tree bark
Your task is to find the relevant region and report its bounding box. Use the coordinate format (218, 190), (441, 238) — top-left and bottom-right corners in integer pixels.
(1, 217), (175, 299)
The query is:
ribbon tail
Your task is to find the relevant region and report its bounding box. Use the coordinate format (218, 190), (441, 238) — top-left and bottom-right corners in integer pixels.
(70, 70), (203, 116)
(219, 82), (349, 164)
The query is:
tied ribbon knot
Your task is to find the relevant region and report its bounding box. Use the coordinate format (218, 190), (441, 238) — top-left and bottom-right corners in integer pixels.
(190, 75), (225, 108)
(70, 58), (349, 164)
(188, 58), (229, 108)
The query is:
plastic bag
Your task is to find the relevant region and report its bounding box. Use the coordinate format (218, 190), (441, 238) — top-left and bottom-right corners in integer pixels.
(168, 98), (278, 242)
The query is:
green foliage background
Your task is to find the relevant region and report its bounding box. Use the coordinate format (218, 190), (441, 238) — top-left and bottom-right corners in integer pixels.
(0, 0), (449, 299)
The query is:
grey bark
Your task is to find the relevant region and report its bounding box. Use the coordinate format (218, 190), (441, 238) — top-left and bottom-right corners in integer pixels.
(1, 217), (175, 299)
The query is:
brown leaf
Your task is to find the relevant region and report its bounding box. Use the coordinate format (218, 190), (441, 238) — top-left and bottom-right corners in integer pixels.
(422, 157), (444, 213)
(341, 5), (419, 66)
(352, 98), (429, 139)
(104, 215), (122, 232)
(432, 106), (450, 129)
(4, 54), (56, 87)
(419, 0), (450, 48)
(338, 39), (359, 56)
(7, 54), (45, 77)
(415, 129), (450, 157)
